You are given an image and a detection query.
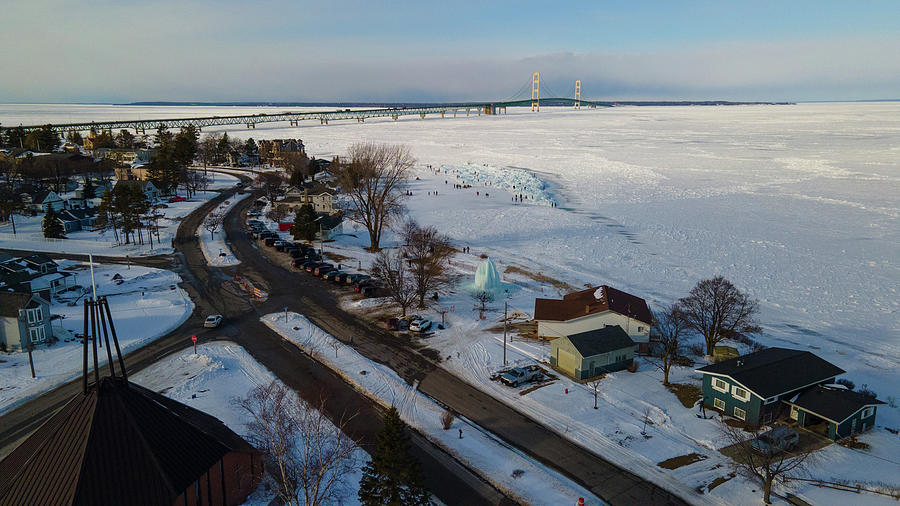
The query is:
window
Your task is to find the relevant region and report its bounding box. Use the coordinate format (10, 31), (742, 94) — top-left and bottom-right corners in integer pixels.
(733, 407), (746, 420)
(861, 407), (874, 419)
(26, 307), (43, 324)
(731, 386), (750, 402)
(29, 326), (45, 343)
(713, 398), (725, 410)
(712, 377), (729, 393)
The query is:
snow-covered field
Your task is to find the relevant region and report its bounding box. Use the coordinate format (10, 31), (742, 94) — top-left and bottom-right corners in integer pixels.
(197, 193), (250, 267)
(0, 259), (193, 414)
(132, 341), (367, 506)
(0, 172), (239, 257)
(261, 311), (603, 506)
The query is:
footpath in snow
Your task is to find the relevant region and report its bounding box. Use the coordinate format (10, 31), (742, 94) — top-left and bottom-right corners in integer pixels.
(0, 259), (193, 415)
(261, 311), (602, 506)
(132, 341), (367, 505)
(197, 193), (250, 267)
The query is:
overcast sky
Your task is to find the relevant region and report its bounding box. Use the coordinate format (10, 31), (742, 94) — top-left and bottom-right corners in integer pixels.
(1, 0), (898, 103)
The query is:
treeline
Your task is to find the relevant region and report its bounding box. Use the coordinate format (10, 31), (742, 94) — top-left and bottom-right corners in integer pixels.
(0, 124), (60, 152)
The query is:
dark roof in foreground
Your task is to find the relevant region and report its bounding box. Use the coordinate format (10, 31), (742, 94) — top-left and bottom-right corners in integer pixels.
(566, 325), (636, 357)
(0, 377), (257, 506)
(696, 347), (845, 399)
(788, 385), (885, 424)
(534, 285), (652, 324)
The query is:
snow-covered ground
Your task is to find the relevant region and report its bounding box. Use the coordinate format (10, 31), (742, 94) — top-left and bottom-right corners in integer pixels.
(261, 311), (603, 506)
(5, 102), (899, 502)
(0, 172), (239, 257)
(197, 193), (250, 267)
(0, 259), (193, 414)
(132, 341), (367, 506)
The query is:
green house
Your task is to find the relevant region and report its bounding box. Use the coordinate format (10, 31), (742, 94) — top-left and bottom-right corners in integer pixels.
(784, 385), (886, 440)
(550, 325), (635, 380)
(695, 348), (844, 427)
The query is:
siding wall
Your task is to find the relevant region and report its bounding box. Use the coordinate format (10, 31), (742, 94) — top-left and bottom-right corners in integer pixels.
(701, 375), (763, 425)
(551, 337), (634, 380)
(538, 310), (650, 344)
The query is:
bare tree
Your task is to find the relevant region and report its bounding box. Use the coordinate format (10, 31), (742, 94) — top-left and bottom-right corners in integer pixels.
(203, 212), (223, 240)
(679, 276), (761, 356)
(401, 220), (457, 308)
(336, 142), (414, 251)
(371, 249), (416, 316)
(472, 291), (494, 319)
(328, 339), (343, 358)
(652, 303), (689, 386)
(239, 381), (360, 506)
(440, 409), (455, 430)
(259, 171), (286, 205)
(641, 407), (653, 436)
(721, 423), (815, 504)
(587, 378), (604, 409)
(267, 204), (288, 224)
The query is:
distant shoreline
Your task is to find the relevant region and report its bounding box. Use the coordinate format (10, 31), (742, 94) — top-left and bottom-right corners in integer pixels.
(116, 100), (796, 107)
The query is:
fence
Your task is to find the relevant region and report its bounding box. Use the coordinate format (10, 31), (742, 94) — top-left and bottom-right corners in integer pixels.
(785, 476), (900, 500)
(0, 232), (168, 257)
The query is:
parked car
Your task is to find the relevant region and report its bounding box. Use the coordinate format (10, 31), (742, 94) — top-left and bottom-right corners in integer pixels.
(314, 264), (335, 277)
(334, 272), (353, 283)
(291, 258), (307, 268)
(303, 261), (322, 272)
(264, 237), (278, 247)
(168, 196), (187, 203)
(323, 270), (344, 281)
(750, 427), (799, 454)
(361, 285), (378, 297)
(409, 318), (432, 332)
(348, 274), (370, 285)
(289, 249), (304, 259)
(386, 317), (400, 330)
(203, 315), (223, 328)
(355, 278), (379, 293)
(500, 366), (542, 387)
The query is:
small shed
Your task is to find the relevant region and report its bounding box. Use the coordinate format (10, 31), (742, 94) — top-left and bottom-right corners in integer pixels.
(784, 385), (886, 440)
(550, 325), (635, 380)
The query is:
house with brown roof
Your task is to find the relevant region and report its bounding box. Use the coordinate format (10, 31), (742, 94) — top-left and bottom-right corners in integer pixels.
(534, 285), (653, 353)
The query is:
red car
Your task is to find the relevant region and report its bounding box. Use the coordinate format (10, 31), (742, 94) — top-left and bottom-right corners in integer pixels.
(168, 196), (187, 203)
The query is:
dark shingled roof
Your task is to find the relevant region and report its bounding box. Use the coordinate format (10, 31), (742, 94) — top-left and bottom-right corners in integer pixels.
(696, 347), (846, 399)
(534, 285), (652, 325)
(0, 291), (32, 316)
(0, 377), (257, 505)
(566, 325), (636, 358)
(788, 385), (886, 424)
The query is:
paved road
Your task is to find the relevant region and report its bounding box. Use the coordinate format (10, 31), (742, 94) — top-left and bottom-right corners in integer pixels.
(223, 195), (691, 506)
(0, 183), (510, 506)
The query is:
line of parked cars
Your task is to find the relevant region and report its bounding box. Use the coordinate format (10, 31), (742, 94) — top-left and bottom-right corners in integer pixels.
(247, 219), (381, 297)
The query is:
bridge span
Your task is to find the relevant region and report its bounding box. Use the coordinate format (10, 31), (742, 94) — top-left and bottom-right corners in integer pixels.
(6, 98), (611, 135)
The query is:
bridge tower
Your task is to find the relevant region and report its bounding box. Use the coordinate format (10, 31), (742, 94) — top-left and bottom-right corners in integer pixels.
(574, 80), (582, 109)
(531, 72), (540, 112)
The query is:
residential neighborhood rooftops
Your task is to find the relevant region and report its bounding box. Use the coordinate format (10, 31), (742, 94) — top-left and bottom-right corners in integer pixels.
(0, 292), (33, 316)
(696, 347), (846, 399)
(566, 325), (636, 357)
(787, 385), (886, 424)
(534, 284), (652, 324)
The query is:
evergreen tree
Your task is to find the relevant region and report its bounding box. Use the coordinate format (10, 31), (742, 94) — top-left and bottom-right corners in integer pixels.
(5, 126), (27, 148)
(358, 406), (431, 506)
(82, 178), (96, 199)
(217, 132), (231, 164)
(244, 137), (257, 157)
(66, 130), (84, 145)
(290, 203), (318, 242)
(42, 206), (66, 238)
(115, 129), (135, 148)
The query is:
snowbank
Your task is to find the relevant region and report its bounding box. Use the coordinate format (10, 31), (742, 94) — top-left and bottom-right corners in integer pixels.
(261, 312), (602, 506)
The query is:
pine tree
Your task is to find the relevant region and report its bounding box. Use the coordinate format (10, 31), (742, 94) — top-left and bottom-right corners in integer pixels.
(82, 178), (96, 199)
(290, 203), (318, 242)
(358, 406), (431, 506)
(42, 206), (66, 238)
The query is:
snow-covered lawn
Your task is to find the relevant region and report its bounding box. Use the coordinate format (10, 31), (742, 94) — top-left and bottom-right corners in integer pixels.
(132, 341), (367, 506)
(0, 173), (239, 257)
(261, 311), (603, 506)
(0, 259), (193, 414)
(197, 193), (250, 267)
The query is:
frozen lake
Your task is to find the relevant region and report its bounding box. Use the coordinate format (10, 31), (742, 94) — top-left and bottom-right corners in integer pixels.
(3, 101), (898, 378)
